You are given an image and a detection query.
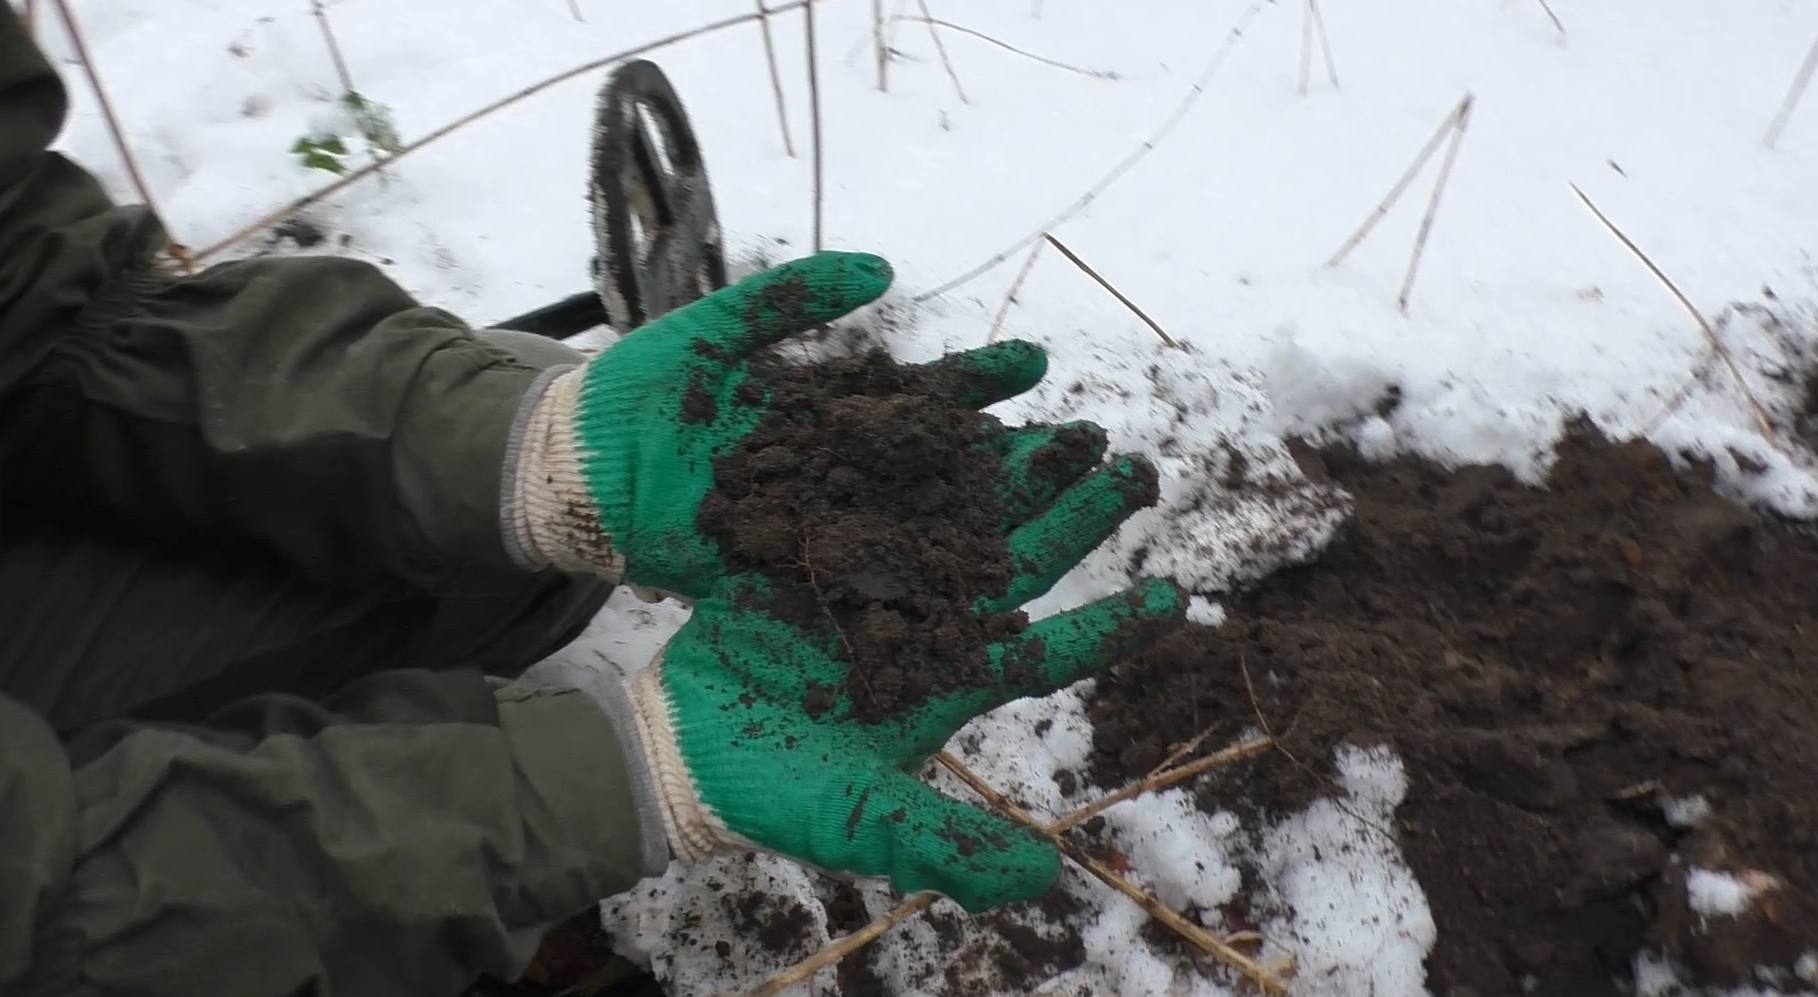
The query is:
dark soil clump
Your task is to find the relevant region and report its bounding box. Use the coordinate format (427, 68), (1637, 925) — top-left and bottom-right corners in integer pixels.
(700, 349), (1101, 723)
(1088, 421), (1818, 996)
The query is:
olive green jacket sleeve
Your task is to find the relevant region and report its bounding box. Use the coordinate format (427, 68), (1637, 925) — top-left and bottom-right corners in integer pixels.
(0, 669), (666, 997)
(0, 3), (537, 587)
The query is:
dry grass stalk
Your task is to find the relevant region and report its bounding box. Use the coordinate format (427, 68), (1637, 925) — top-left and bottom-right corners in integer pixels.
(987, 238), (1046, 343)
(804, 0), (825, 252)
(1310, 0), (1339, 88)
(309, 0), (357, 95)
(935, 752), (1291, 995)
(50, 0), (194, 272)
(916, 0), (1271, 301)
(915, 0), (969, 104)
(754, 0), (798, 157)
(1297, 0), (1313, 97)
(23, 0), (38, 35)
(742, 733), (1271, 996)
(1326, 93), (1469, 269)
(740, 892), (941, 997)
(195, 2), (808, 261)
(1397, 92), (1474, 314)
(566, 0), (584, 22)
(894, 16), (1118, 80)
(1534, 0), (1566, 41)
(1765, 34), (1818, 149)
(1569, 183), (1779, 445)
(1046, 736), (1273, 834)
(1044, 233), (1182, 349)
(872, 0), (888, 90)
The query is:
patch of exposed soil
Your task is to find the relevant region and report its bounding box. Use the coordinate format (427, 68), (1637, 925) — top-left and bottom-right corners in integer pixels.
(1088, 421), (1818, 996)
(700, 348), (1110, 723)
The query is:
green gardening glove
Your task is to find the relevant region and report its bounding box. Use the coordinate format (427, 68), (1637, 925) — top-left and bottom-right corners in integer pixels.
(627, 575), (1186, 911)
(501, 251), (1101, 602)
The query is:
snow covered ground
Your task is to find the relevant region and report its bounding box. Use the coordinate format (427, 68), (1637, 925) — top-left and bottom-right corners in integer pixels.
(34, 0), (1818, 993)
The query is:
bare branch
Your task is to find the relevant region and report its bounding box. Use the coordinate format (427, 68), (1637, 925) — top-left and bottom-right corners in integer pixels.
(754, 0), (797, 157)
(1326, 94), (1468, 268)
(739, 893), (940, 997)
(987, 238), (1045, 343)
(804, 0), (825, 251)
(915, 0), (968, 103)
(1765, 34), (1818, 149)
(916, 0), (1271, 301)
(1398, 93), (1474, 313)
(1044, 233), (1181, 349)
(309, 0), (356, 95)
(50, 0), (193, 272)
(1570, 184), (1779, 445)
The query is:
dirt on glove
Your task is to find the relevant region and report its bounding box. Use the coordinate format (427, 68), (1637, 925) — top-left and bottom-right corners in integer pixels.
(1087, 421), (1818, 997)
(699, 347), (1110, 724)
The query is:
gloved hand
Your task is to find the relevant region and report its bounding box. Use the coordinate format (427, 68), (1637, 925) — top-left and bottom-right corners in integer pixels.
(503, 250), (1076, 602)
(627, 574), (1185, 911)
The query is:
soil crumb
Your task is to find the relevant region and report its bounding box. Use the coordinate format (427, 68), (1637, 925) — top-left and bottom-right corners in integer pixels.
(1088, 420), (1818, 996)
(700, 348), (1102, 723)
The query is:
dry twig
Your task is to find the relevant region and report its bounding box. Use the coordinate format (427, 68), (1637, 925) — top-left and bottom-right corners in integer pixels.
(1310, 0), (1339, 88)
(1044, 233), (1182, 349)
(1533, 0), (1567, 41)
(566, 0), (585, 22)
(309, 0), (356, 94)
(50, 0), (193, 272)
(804, 0), (825, 251)
(872, 0), (888, 91)
(892, 15), (1119, 80)
(1765, 34), (1818, 149)
(1569, 184), (1778, 444)
(1046, 736), (1274, 834)
(754, 0), (797, 157)
(1326, 93), (1469, 268)
(917, 0), (1271, 300)
(915, 0), (968, 103)
(195, 3), (809, 261)
(987, 238), (1046, 343)
(936, 752), (1291, 995)
(741, 734), (1274, 997)
(741, 893), (940, 997)
(1397, 92), (1474, 313)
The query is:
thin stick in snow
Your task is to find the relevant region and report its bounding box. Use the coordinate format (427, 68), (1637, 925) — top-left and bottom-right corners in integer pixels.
(1297, 0), (1313, 97)
(1397, 93), (1473, 313)
(916, 0), (968, 104)
(872, 0), (888, 91)
(566, 0), (584, 22)
(917, 0), (1271, 300)
(754, 0), (797, 157)
(1045, 233), (1181, 349)
(309, 0), (357, 96)
(805, 0), (825, 251)
(1326, 94), (1469, 268)
(1311, 0), (1339, 87)
(1765, 34), (1818, 149)
(23, 0), (38, 35)
(987, 238), (1046, 343)
(1569, 184), (1779, 445)
(196, 2), (810, 262)
(896, 15), (1119, 80)
(1534, 0), (1566, 42)
(50, 0), (193, 272)
(741, 736), (1275, 997)
(936, 752), (1292, 995)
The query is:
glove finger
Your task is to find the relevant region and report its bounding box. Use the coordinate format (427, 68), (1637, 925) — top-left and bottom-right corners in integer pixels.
(978, 454), (1160, 614)
(987, 421), (1109, 527)
(907, 578), (1186, 752)
(658, 251), (893, 358)
(916, 339), (1048, 409)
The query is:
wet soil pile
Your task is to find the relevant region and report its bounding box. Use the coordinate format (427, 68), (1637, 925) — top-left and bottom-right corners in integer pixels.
(699, 349), (1101, 723)
(1088, 423), (1818, 996)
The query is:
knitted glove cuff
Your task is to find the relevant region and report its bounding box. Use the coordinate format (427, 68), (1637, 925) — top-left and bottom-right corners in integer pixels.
(626, 660), (753, 863)
(501, 364), (628, 580)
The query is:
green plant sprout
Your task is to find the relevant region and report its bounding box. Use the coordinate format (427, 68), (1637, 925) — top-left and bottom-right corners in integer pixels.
(291, 91), (402, 177)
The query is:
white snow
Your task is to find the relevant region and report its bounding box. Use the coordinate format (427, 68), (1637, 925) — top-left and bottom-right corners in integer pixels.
(1687, 867), (1779, 921)
(1664, 794), (1714, 829)
(39, 0), (1818, 993)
